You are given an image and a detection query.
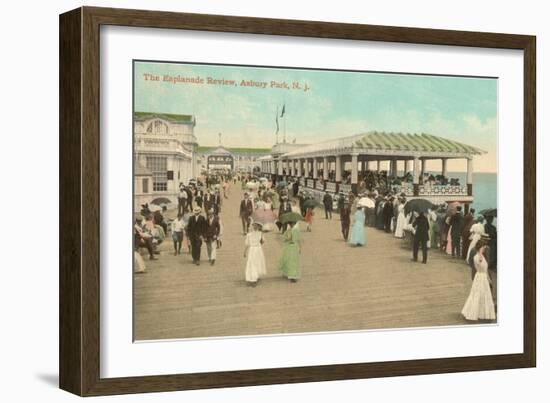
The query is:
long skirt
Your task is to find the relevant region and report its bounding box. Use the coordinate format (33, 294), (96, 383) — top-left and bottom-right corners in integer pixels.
(245, 246), (267, 282)
(394, 212), (406, 238)
(349, 220), (366, 246)
(278, 243), (301, 279)
(461, 273), (496, 320)
(445, 227), (453, 255)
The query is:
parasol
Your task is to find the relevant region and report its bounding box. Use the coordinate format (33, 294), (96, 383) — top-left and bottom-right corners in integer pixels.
(279, 212), (304, 224)
(246, 181), (259, 189)
(252, 209), (277, 225)
(303, 199), (321, 209)
(276, 181), (288, 190)
(357, 197), (375, 209)
(479, 208), (497, 217)
(404, 199), (436, 215)
(151, 197), (171, 205)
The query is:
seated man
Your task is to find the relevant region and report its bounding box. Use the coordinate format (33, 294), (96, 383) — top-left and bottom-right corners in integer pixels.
(134, 218), (157, 260)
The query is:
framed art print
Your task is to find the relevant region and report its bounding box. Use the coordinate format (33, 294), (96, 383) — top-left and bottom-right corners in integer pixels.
(59, 6), (536, 396)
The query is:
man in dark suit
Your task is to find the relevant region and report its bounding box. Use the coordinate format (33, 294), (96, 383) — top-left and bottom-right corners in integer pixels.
(484, 215), (497, 270)
(323, 192), (333, 219)
(461, 208), (475, 259)
(203, 189), (214, 212)
(292, 181), (299, 198)
(450, 206), (464, 258)
(184, 185), (193, 211)
(340, 202), (351, 241)
(337, 191), (346, 214)
(204, 209), (221, 265)
(412, 212), (430, 263)
(239, 193), (253, 234)
(194, 187), (204, 210)
(187, 207), (206, 265)
(212, 189), (222, 215)
(278, 196), (293, 233)
(383, 196), (394, 233)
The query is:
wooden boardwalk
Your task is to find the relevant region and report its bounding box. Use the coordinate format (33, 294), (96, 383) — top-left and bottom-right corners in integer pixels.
(134, 184), (478, 341)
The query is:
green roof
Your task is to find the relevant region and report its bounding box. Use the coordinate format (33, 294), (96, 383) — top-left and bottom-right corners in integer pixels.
(283, 131), (486, 158)
(134, 112), (194, 124)
(198, 146), (271, 155)
(353, 132), (485, 154)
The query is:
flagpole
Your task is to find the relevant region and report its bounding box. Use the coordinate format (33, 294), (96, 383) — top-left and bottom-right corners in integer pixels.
(275, 106), (279, 144)
(283, 101), (286, 143)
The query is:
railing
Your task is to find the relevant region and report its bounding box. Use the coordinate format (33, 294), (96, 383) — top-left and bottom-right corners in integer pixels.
(419, 184), (468, 196)
(325, 182), (337, 193)
(386, 183), (468, 197)
(306, 178), (315, 188)
(340, 184), (352, 194)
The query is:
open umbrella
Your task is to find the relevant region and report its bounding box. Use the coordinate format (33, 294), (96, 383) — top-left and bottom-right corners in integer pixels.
(357, 197), (375, 208)
(303, 199), (321, 209)
(404, 199), (436, 215)
(276, 181), (288, 190)
(246, 181), (259, 190)
(252, 209), (277, 225)
(479, 208), (497, 217)
(279, 212), (304, 224)
(151, 197), (171, 205)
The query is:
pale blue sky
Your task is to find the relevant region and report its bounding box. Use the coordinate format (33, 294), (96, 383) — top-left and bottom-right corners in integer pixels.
(134, 61), (497, 172)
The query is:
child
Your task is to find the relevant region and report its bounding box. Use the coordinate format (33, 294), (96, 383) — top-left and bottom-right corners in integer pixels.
(244, 222), (267, 286)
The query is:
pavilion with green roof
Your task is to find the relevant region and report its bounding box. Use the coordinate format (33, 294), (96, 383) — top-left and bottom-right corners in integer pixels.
(260, 131), (486, 202)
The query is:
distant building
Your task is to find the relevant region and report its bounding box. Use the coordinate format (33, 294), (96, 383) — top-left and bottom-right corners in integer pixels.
(198, 146), (271, 173)
(133, 161), (153, 211)
(133, 112), (199, 207)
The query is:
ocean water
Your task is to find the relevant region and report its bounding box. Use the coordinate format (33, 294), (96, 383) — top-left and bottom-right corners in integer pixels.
(444, 171), (497, 213)
(421, 171), (497, 227)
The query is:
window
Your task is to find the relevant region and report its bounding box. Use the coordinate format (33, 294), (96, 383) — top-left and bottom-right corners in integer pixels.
(146, 119), (169, 134)
(142, 178), (149, 194)
(146, 156), (168, 191)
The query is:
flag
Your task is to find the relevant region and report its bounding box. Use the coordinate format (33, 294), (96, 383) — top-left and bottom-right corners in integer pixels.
(275, 107), (279, 134)
(280, 104), (285, 118)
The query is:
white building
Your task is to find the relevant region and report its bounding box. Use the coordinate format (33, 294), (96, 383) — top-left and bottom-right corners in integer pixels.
(198, 146), (271, 173)
(134, 112), (199, 207)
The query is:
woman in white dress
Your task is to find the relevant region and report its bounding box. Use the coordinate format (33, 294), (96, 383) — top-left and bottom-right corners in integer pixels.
(394, 199), (406, 238)
(461, 245), (496, 321)
(244, 223), (267, 286)
(466, 217), (487, 261)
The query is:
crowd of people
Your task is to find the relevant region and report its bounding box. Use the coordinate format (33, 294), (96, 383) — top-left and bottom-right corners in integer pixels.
(303, 168), (462, 195)
(135, 172), (497, 322)
(326, 185), (497, 321)
(134, 177), (230, 272)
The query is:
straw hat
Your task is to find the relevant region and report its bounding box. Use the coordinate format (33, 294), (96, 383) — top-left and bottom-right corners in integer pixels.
(193, 207), (202, 214)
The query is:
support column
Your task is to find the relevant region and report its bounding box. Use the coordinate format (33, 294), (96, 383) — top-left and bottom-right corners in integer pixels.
(442, 158), (448, 177)
(351, 153), (359, 194)
(467, 157), (473, 196)
(335, 155), (342, 182)
(313, 158), (318, 179)
(323, 156), (329, 180)
(377, 160), (381, 173)
(278, 159), (283, 177)
(420, 158), (426, 179)
(413, 157), (420, 196)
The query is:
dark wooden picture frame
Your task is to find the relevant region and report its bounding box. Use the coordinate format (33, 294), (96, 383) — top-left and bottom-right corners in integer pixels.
(59, 6), (536, 396)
